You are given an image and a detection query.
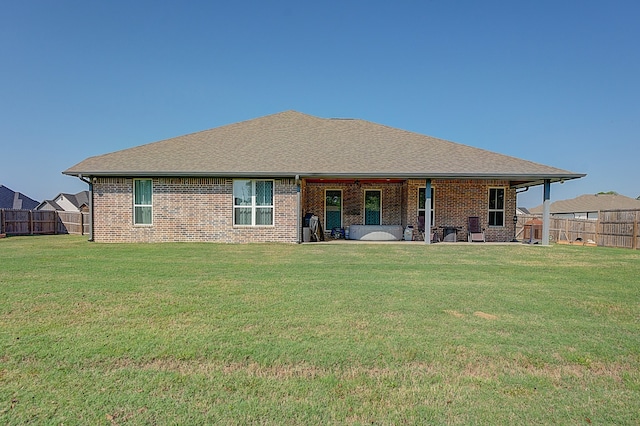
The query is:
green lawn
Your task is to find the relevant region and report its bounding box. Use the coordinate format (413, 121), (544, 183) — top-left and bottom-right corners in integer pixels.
(1, 236), (639, 425)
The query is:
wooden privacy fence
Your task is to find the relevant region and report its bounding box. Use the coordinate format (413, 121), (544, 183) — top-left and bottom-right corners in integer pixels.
(599, 209), (640, 250)
(517, 209), (640, 250)
(0, 209), (89, 236)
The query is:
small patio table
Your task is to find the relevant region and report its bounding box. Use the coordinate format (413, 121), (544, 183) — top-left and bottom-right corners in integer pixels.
(440, 226), (462, 242)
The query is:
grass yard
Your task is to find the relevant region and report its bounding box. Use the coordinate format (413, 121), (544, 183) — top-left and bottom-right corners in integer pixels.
(1, 236), (639, 425)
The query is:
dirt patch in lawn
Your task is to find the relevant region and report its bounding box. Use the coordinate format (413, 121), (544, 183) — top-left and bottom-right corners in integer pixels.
(474, 311), (498, 320)
(444, 310), (465, 318)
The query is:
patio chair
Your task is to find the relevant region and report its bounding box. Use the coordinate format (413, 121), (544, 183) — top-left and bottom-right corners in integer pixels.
(418, 216), (439, 242)
(467, 216), (485, 242)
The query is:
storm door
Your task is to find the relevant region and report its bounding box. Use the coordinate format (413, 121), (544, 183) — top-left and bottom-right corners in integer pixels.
(325, 190), (342, 231)
(364, 190), (382, 225)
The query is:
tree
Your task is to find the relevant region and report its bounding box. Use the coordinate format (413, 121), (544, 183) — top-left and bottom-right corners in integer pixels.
(596, 191), (618, 195)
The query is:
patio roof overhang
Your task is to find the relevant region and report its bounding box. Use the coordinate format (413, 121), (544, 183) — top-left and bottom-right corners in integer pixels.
(298, 172), (586, 188)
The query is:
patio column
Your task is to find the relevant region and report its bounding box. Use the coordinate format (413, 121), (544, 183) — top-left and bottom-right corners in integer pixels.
(542, 179), (551, 246)
(425, 178), (432, 245)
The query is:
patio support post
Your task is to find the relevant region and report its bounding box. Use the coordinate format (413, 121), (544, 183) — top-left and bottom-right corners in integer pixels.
(542, 179), (551, 246)
(425, 178), (432, 245)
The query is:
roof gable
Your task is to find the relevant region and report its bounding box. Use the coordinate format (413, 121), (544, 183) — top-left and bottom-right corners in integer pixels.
(64, 111), (583, 185)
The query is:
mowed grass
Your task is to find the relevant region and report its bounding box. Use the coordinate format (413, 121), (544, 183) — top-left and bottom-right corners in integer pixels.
(1, 236), (639, 425)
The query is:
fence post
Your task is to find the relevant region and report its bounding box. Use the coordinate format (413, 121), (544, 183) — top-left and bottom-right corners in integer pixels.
(633, 215), (638, 250)
(80, 212), (84, 236)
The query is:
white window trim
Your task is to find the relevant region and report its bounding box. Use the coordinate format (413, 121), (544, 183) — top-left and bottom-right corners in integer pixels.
(488, 187), (506, 227)
(363, 189), (382, 225)
(418, 187), (435, 225)
(233, 179), (275, 227)
(133, 178), (153, 226)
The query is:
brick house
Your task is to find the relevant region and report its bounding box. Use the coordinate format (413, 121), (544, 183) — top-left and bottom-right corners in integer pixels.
(63, 111), (584, 244)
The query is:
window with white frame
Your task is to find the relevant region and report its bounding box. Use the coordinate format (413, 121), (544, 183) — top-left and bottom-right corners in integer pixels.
(418, 187), (435, 224)
(133, 179), (153, 225)
(488, 188), (505, 227)
(233, 179), (274, 226)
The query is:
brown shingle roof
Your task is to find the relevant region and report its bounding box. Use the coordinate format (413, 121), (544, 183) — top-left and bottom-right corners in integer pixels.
(64, 110), (584, 185)
(530, 194), (640, 214)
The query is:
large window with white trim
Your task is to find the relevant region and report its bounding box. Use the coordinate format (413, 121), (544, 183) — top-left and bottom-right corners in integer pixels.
(133, 179), (153, 225)
(233, 179), (274, 226)
(488, 188), (505, 227)
(418, 187), (435, 224)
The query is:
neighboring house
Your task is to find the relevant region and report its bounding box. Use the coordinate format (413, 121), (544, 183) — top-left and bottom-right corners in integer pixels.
(516, 207), (531, 215)
(530, 193), (640, 220)
(37, 191), (90, 212)
(63, 111), (584, 243)
(0, 185), (39, 210)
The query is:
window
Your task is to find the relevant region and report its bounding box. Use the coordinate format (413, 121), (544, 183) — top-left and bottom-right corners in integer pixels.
(364, 190), (381, 225)
(233, 180), (274, 226)
(325, 190), (342, 230)
(488, 188), (505, 227)
(418, 187), (435, 224)
(133, 179), (153, 225)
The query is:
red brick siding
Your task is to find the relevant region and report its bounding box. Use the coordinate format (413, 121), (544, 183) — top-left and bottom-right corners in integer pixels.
(92, 177), (516, 243)
(92, 177), (298, 243)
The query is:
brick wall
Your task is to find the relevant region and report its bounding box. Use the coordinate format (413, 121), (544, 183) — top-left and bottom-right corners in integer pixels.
(92, 177), (516, 243)
(92, 177), (298, 243)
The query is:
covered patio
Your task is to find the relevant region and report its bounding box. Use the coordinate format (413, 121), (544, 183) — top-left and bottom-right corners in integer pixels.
(300, 176), (559, 245)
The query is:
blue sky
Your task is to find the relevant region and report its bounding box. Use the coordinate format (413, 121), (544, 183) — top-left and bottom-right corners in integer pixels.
(2, 0), (638, 207)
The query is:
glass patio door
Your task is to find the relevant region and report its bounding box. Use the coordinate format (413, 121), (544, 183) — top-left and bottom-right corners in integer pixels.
(325, 190), (342, 230)
(364, 190), (381, 225)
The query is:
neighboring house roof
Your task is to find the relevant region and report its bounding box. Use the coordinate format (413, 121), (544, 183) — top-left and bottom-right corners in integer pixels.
(64, 110), (584, 187)
(530, 194), (640, 215)
(68, 191), (89, 209)
(516, 206), (531, 215)
(36, 200), (63, 211)
(37, 191), (90, 212)
(0, 185), (39, 210)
